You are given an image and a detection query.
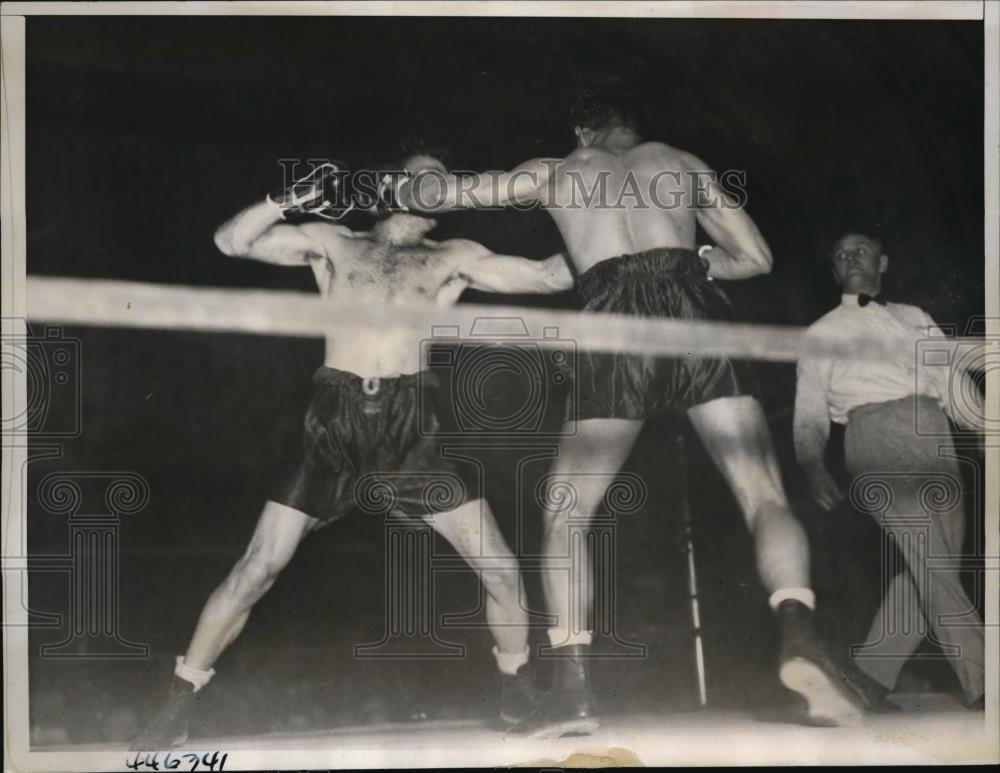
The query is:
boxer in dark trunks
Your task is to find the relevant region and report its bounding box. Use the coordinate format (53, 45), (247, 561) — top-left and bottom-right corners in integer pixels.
(397, 88), (865, 735)
(131, 149), (574, 750)
(571, 247), (759, 421)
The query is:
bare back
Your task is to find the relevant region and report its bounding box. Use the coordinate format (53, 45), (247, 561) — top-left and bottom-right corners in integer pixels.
(545, 142), (700, 273)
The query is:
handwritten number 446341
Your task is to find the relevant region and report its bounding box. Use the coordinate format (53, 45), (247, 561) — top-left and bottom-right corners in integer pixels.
(125, 751), (228, 772)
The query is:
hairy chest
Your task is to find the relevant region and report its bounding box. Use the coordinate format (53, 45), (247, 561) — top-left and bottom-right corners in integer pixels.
(338, 243), (456, 299)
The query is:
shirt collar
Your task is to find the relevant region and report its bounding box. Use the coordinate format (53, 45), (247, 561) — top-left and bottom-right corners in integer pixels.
(841, 293), (884, 308)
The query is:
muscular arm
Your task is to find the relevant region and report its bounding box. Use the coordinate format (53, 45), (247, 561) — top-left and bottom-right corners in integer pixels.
(450, 243), (574, 294)
(687, 155), (773, 279)
(401, 158), (556, 213)
(214, 199), (337, 266)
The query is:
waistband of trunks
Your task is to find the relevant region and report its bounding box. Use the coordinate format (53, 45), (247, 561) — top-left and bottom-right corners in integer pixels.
(847, 393), (940, 421)
(577, 248), (708, 300)
(311, 366), (440, 390)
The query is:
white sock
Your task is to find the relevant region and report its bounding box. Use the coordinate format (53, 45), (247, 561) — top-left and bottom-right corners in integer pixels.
(175, 655), (216, 692)
(492, 645), (529, 676)
(547, 628), (593, 648)
(769, 587), (816, 611)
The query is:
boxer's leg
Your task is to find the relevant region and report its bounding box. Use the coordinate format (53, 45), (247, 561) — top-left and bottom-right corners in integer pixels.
(422, 498), (527, 656)
(132, 501), (317, 750)
(509, 418), (643, 738)
(422, 497), (539, 724)
(184, 501), (317, 671)
(687, 395), (809, 595)
(538, 419), (644, 648)
(688, 395), (864, 725)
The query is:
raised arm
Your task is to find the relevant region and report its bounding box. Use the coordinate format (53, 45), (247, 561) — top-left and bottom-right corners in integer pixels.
(449, 242), (574, 294)
(399, 158), (556, 214)
(687, 154), (773, 280)
(215, 162), (353, 266)
(213, 199), (334, 265)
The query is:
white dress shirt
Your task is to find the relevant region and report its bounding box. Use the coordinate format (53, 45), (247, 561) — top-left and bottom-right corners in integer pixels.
(794, 294), (949, 428)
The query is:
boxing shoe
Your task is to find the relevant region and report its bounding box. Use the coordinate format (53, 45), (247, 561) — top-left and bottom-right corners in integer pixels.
(507, 644), (599, 738)
(499, 664), (540, 725)
(130, 677), (201, 751)
(776, 600), (865, 727)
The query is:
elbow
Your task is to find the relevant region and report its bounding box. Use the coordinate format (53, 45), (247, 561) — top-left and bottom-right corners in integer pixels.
(213, 226), (239, 258)
(539, 268), (573, 293)
(735, 234), (773, 277)
(541, 256), (574, 292)
(750, 246), (773, 276)
(551, 273), (575, 292)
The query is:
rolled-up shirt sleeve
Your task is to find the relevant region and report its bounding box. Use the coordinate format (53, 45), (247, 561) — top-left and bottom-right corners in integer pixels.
(915, 309), (985, 432)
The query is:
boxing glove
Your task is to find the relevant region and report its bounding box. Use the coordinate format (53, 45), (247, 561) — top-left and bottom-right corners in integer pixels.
(267, 161), (353, 221)
(374, 169), (413, 214)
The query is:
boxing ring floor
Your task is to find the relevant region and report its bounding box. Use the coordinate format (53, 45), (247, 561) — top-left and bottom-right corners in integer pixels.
(52, 695), (988, 767)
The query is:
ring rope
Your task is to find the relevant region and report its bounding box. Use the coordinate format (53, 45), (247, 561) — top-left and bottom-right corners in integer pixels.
(25, 276), (984, 365)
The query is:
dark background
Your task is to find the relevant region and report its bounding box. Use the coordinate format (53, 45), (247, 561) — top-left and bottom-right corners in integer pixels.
(24, 16), (985, 745)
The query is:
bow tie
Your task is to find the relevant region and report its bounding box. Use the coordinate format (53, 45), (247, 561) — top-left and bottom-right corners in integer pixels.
(858, 293), (886, 307)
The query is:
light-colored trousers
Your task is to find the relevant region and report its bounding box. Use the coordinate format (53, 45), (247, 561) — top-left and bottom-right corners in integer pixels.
(845, 395), (984, 704)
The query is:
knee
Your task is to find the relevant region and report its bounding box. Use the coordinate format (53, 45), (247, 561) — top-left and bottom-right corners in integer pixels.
(541, 482), (591, 524)
(543, 506), (586, 544)
(541, 505), (565, 530)
(744, 496), (794, 531)
(480, 568), (519, 599)
(228, 548), (283, 602)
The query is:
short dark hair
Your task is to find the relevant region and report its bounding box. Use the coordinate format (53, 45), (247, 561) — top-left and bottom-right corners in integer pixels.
(830, 231), (885, 259)
(390, 138), (455, 171)
(569, 80), (647, 137)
